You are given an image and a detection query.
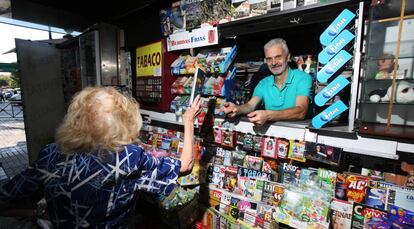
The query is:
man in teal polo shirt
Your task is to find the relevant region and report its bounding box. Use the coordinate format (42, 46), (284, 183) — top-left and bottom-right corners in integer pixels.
(224, 38), (312, 125)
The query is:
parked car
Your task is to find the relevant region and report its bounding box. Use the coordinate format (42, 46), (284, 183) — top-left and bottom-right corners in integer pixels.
(9, 93), (21, 101)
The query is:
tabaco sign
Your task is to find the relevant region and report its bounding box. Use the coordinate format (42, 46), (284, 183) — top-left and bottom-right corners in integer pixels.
(166, 26), (218, 51)
(136, 41), (162, 77)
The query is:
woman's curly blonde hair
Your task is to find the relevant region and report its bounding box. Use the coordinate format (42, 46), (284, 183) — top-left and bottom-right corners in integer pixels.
(56, 87), (142, 154)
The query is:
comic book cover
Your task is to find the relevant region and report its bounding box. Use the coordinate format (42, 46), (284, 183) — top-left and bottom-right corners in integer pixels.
(243, 133), (254, 151)
(238, 167), (273, 181)
(223, 149), (233, 166)
(261, 137), (277, 159)
(287, 140), (306, 162)
(365, 180), (394, 210)
(262, 181), (285, 206)
(351, 203), (388, 229)
(335, 173), (370, 203)
(385, 186), (414, 212)
(331, 199), (353, 229)
(214, 128), (223, 144)
(280, 162), (301, 186)
(276, 138), (289, 159)
(236, 131), (245, 145)
(223, 166), (238, 192)
(253, 135), (263, 152)
(232, 150), (246, 167)
(243, 155), (263, 171)
(222, 129), (235, 147)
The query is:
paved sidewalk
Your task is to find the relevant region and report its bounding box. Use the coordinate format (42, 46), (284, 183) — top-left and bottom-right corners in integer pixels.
(0, 118), (29, 185)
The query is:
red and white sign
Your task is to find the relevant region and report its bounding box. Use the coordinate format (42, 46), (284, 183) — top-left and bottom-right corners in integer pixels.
(166, 26), (218, 51)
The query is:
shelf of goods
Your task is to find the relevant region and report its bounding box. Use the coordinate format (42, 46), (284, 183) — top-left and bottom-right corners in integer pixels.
(140, 110), (414, 229)
(139, 109), (414, 159)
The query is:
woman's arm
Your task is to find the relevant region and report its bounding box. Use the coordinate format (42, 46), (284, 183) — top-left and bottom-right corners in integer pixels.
(179, 95), (201, 173)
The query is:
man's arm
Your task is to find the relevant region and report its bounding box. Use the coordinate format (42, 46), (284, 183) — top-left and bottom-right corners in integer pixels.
(247, 96), (309, 125)
(224, 96), (261, 118)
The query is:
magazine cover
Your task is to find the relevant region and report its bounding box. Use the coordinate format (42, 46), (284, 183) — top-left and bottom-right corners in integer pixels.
(385, 186), (414, 212)
(335, 173), (369, 203)
(249, 0), (267, 16)
(223, 149), (233, 166)
(305, 142), (342, 165)
(223, 166), (238, 192)
(261, 137), (277, 159)
(351, 202), (388, 229)
(365, 180), (394, 210)
(387, 204), (414, 228)
(238, 167), (273, 181)
(236, 131), (245, 145)
(171, 1), (186, 34)
(222, 129), (235, 147)
(243, 155), (263, 171)
(160, 8), (173, 37)
(318, 168), (337, 198)
(231, 0), (250, 20)
(253, 135), (263, 152)
(257, 203), (277, 222)
(299, 168), (320, 188)
(262, 181), (285, 206)
(279, 189), (330, 223)
(180, 0), (203, 30)
(243, 133), (254, 151)
(331, 199), (353, 229)
(232, 150), (246, 167)
(288, 140), (306, 162)
(276, 138), (289, 159)
(214, 147), (225, 165)
(281, 162), (301, 186)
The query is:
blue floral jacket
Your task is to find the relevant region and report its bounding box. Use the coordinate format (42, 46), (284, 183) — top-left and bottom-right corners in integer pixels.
(0, 143), (181, 228)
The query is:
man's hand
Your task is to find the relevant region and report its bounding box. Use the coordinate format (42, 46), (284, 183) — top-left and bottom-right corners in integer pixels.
(223, 102), (239, 118)
(247, 110), (269, 125)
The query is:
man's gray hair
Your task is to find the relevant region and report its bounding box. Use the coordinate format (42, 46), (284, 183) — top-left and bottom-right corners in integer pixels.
(264, 38), (289, 55)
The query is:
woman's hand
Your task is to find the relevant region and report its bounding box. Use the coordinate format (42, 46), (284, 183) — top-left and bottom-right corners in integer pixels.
(183, 95), (202, 124)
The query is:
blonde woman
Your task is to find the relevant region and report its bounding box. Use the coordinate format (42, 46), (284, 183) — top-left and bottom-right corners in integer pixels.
(0, 87), (201, 228)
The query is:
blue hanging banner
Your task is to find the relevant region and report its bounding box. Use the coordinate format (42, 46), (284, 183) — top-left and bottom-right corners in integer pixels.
(318, 30), (355, 64)
(320, 9), (356, 46)
(314, 75), (350, 106)
(312, 100), (348, 129)
(317, 50), (352, 84)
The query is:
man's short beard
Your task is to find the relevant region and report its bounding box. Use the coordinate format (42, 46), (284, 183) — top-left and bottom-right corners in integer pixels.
(271, 62), (288, 76)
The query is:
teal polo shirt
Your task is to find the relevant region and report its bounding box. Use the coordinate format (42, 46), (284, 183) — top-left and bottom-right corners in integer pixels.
(253, 68), (312, 110)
